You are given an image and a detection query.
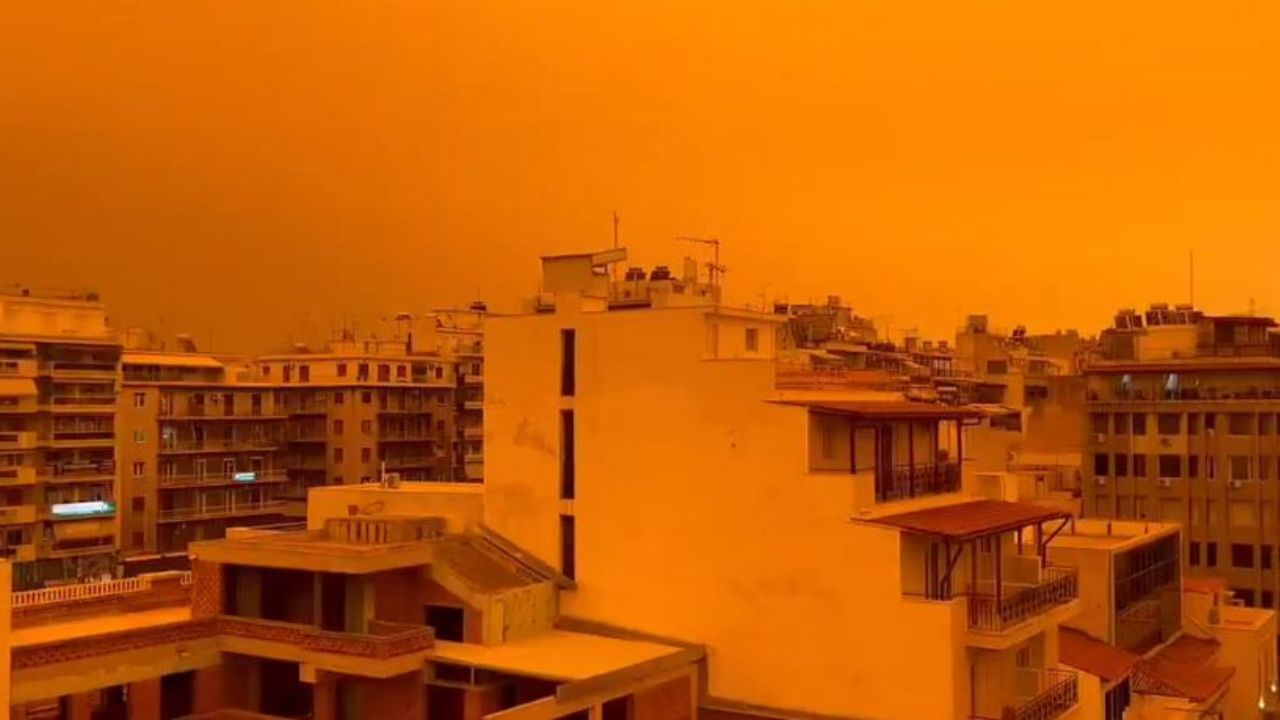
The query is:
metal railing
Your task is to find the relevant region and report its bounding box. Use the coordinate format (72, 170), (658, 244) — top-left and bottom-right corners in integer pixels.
(48, 394), (116, 407)
(157, 500), (288, 522)
(159, 439), (279, 453)
(216, 616), (434, 659)
(875, 462), (961, 503)
(968, 567), (1078, 632)
(157, 470), (289, 487)
(46, 460), (116, 480)
(979, 669), (1079, 720)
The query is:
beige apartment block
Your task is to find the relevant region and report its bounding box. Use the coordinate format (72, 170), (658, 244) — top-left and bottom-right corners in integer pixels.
(0, 289), (120, 590)
(117, 350), (291, 572)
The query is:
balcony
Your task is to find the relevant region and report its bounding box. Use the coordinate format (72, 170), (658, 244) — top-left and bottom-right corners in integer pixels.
(378, 427), (435, 442)
(0, 430), (38, 450)
(0, 466), (37, 486)
(45, 460), (116, 484)
(973, 669), (1078, 720)
(0, 505), (38, 524)
(0, 358), (37, 377)
(462, 425), (484, 439)
(158, 469), (289, 488)
(36, 538), (116, 558)
(46, 394), (117, 412)
(160, 405), (283, 420)
(216, 616), (434, 660)
(376, 402), (434, 415)
(48, 429), (115, 448)
(43, 500), (116, 521)
(875, 462), (961, 503)
(463, 373), (483, 385)
(159, 439), (280, 454)
(285, 426), (327, 443)
(968, 566), (1078, 633)
(39, 360), (118, 380)
(382, 456), (434, 470)
(157, 499), (289, 523)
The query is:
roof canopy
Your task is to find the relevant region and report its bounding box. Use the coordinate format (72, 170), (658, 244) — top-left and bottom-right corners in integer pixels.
(865, 500), (1071, 541)
(1060, 628), (1140, 683)
(775, 399), (985, 421)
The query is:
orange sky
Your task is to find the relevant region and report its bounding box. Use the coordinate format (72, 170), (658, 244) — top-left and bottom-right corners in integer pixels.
(4, 1), (1280, 350)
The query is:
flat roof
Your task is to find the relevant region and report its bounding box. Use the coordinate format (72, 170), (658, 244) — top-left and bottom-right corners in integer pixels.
(190, 530), (437, 573)
(1048, 519), (1180, 552)
(774, 398), (985, 420)
(1087, 356), (1280, 373)
(10, 606), (192, 649)
(426, 630), (688, 681)
(122, 352), (223, 369)
(1060, 628), (1140, 682)
(866, 500), (1070, 541)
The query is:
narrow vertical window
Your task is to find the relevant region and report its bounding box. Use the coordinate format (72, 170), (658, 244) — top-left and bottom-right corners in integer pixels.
(561, 410), (575, 499)
(560, 514), (576, 580)
(561, 329), (576, 397)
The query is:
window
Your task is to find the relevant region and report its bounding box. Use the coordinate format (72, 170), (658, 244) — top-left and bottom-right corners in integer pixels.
(133, 429), (145, 444)
(333, 419), (344, 435)
(334, 391), (344, 405)
(132, 392), (146, 408)
(425, 605), (465, 642)
(987, 360), (1009, 375)
(1188, 455), (1200, 479)
(333, 448), (344, 463)
(1094, 453), (1109, 476)
(1158, 454), (1180, 478)
(361, 419), (372, 434)
(361, 447), (371, 462)
(1230, 455), (1251, 481)
(1262, 414), (1275, 435)
(744, 327), (759, 352)
(821, 423), (839, 460)
(336, 362), (347, 378)
(1114, 454), (1129, 477)
(1190, 541), (1200, 566)
(1264, 546), (1273, 570)
(1229, 413), (1253, 436)
(1265, 591), (1276, 609)
(1207, 542), (1218, 567)
(560, 410), (575, 500)
(298, 364), (310, 383)
(1187, 413), (1201, 434)
(357, 363), (369, 381)
(1207, 456), (1216, 480)
(131, 531), (145, 548)
(1232, 543), (1254, 568)
(1157, 414), (1180, 435)
(1236, 588), (1256, 607)
(260, 364), (271, 377)
(1263, 456), (1273, 481)
(377, 364), (390, 382)
(1114, 414), (1129, 435)
(560, 514), (576, 580)
(132, 496), (145, 512)
(361, 391), (372, 405)
(132, 461), (146, 478)
(282, 365), (292, 383)
(1024, 385), (1049, 402)
(1090, 414), (1109, 434)
(1132, 454), (1148, 478)
(561, 329), (577, 397)
(1205, 413), (1217, 431)
(396, 365), (407, 379)
(1132, 413), (1147, 436)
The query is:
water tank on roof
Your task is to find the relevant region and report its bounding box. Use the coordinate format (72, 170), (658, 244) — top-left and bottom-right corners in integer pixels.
(649, 265), (672, 281)
(624, 267), (646, 282)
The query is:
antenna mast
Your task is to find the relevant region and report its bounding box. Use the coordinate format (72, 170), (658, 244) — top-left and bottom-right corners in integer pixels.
(675, 236), (723, 287)
(1189, 250), (1195, 307)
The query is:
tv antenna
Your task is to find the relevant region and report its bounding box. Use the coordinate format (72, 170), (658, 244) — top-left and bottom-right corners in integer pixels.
(676, 236), (725, 286)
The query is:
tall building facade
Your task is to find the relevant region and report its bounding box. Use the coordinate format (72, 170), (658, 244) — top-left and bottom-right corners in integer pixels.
(1084, 303), (1280, 615)
(0, 289), (121, 589)
(435, 307), (486, 482)
(117, 350), (291, 569)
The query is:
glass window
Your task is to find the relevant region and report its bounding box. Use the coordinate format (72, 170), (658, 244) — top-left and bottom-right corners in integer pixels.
(1232, 543), (1255, 569)
(1090, 414), (1109, 434)
(1230, 455), (1251, 481)
(1094, 453), (1109, 476)
(1115, 454), (1129, 477)
(1158, 455), (1181, 478)
(1133, 454), (1148, 478)
(1229, 413), (1254, 435)
(1157, 414), (1180, 435)
(1132, 413), (1147, 436)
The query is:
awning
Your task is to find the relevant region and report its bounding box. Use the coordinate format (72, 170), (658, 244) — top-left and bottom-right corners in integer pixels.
(1060, 628), (1140, 683)
(0, 378), (37, 397)
(970, 403), (1021, 418)
(773, 399), (985, 420)
(865, 500), (1071, 541)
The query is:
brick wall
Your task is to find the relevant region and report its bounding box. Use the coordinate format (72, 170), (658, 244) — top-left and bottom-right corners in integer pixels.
(191, 560), (224, 618)
(634, 676), (693, 720)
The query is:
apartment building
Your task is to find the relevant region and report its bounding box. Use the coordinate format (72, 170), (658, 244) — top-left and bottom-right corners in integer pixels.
(481, 248), (1091, 719)
(0, 289), (121, 590)
(117, 349), (291, 568)
(1083, 304), (1280, 617)
(257, 334), (458, 495)
(4, 483), (701, 720)
(434, 307), (486, 483)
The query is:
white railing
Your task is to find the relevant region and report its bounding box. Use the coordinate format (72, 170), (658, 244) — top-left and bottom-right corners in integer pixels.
(12, 570), (193, 607)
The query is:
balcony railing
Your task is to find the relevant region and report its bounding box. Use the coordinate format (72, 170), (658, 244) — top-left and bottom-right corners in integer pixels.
(159, 439), (280, 453)
(157, 500), (289, 522)
(974, 669), (1078, 720)
(47, 394), (117, 409)
(48, 430), (115, 446)
(158, 470), (289, 488)
(968, 567), (1078, 632)
(39, 360), (117, 377)
(0, 430), (38, 449)
(46, 460), (116, 482)
(216, 616), (434, 659)
(0, 466), (36, 485)
(875, 462), (961, 503)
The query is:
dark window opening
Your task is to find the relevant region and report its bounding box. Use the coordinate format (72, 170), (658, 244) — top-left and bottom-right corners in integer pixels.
(561, 329), (577, 397)
(1231, 543), (1255, 569)
(560, 514), (576, 580)
(1265, 546), (1274, 570)
(1236, 588), (1256, 607)
(425, 604), (466, 642)
(1094, 453), (1109, 476)
(560, 409), (575, 500)
(1189, 541), (1200, 566)
(1114, 454), (1128, 477)
(603, 696), (634, 720)
(1207, 542), (1218, 567)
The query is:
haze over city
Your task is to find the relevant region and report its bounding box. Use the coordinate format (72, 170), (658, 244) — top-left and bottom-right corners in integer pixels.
(6, 1), (1280, 350)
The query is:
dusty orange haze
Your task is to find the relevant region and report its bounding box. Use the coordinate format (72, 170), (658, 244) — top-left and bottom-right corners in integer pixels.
(3, 1), (1280, 351)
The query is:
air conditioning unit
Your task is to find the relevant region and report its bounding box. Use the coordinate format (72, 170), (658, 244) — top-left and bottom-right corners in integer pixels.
(1157, 478), (1174, 488)
(1160, 438), (1173, 448)
(1090, 433), (1107, 444)
(1095, 477), (1108, 486)
(1229, 479), (1245, 489)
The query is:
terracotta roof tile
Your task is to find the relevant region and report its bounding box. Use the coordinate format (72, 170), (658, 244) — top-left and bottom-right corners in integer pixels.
(866, 500), (1071, 541)
(1060, 628), (1140, 683)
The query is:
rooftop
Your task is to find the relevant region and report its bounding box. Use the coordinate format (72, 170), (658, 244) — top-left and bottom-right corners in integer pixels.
(1048, 518), (1180, 552)
(1133, 635), (1233, 703)
(865, 500), (1070, 541)
(1059, 628), (1140, 683)
(773, 398), (986, 421)
(426, 629), (695, 682)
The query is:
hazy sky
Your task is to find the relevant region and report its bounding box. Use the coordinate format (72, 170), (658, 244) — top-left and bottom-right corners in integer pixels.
(4, 1), (1280, 351)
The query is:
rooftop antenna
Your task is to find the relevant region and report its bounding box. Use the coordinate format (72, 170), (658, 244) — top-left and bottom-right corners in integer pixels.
(1189, 250), (1195, 307)
(676, 236), (724, 287)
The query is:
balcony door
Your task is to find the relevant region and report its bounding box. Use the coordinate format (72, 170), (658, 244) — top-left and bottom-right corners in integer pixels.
(875, 425), (894, 498)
